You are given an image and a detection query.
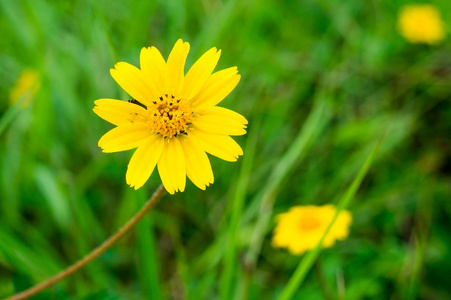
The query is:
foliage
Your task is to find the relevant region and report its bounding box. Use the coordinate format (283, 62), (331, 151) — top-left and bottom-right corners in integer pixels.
(1, 0), (451, 299)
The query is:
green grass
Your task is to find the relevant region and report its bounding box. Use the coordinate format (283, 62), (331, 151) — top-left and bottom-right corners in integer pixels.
(1, 0), (451, 299)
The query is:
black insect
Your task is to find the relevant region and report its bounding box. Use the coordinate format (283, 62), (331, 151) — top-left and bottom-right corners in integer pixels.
(128, 99), (147, 109)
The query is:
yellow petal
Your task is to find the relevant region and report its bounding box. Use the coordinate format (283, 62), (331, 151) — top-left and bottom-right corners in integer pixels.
(98, 123), (151, 153)
(181, 47), (221, 100)
(192, 106), (248, 136)
(140, 46), (168, 95)
(93, 99), (148, 126)
(156, 142), (174, 194)
(9, 68), (40, 108)
(157, 138), (186, 194)
(187, 129), (243, 162)
(330, 209), (352, 240)
(180, 135), (214, 190)
(197, 106), (248, 124)
(126, 134), (164, 189)
(192, 67), (240, 109)
(166, 39), (190, 96)
(191, 119), (246, 136)
(110, 62), (158, 106)
(288, 244), (308, 255)
(271, 205), (352, 255)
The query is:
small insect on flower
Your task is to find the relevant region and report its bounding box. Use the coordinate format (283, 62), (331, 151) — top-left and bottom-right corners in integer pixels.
(272, 205), (352, 255)
(93, 39), (247, 194)
(398, 4), (446, 45)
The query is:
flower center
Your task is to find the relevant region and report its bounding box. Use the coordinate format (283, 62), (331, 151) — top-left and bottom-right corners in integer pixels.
(299, 216), (321, 231)
(147, 94), (192, 138)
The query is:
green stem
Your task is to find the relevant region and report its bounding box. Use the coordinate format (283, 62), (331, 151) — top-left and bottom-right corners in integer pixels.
(220, 119), (259, 300)
(278, 136), (383, 300)
(3, 185), (166, 300)
(245, 98), (328, 269)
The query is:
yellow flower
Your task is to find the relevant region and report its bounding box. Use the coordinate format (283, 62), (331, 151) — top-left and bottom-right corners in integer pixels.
(398, 4), (446, 45)
(9, 69), (40, 108)
(93, 39), (246, 194)
(272, 205), (352, 255)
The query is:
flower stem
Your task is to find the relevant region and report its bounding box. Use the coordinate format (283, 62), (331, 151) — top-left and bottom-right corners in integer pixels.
(4, 184), (166, 300)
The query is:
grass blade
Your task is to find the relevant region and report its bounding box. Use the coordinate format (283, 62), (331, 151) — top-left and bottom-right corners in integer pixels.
(245, 97), (330, 268)
(136, 189), (161, 300)
(220, 116), (260, 300)
(277, 135), (384, 300)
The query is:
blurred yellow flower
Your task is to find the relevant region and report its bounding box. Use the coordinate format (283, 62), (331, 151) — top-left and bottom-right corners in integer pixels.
(9, 69), (40, 108)
(398, 4), (446, 45)
(94, 39), (246, 194)
(272, 205), (352, 255)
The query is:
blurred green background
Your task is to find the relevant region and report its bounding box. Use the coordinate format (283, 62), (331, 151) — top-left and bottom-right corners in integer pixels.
(1, 0), (451, 299)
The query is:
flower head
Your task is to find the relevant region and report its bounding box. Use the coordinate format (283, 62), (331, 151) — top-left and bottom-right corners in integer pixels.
(398, 4), (446, 45)
(94, 39), (247, 194)
(9, 68), (40, 108)
(272, 205), (352, 255)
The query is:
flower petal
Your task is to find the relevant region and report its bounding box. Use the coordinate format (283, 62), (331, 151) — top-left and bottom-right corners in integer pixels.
(271, 205), (352, 255)
(140, 46), (168, 96)
(329, 209), (352, 240)
(192, 106), (248, 136)
(110, 62), (158, 106)
(197, 106), (248, 124)
(180, 135), (214, 190)
(126, 134), (164, 189)
(166, 39), (190, 96)
(192, 67), (240, 109)
(181, 47), (221, 100)
(98, 123), (151, 153)
(93, 99), (148, 126)
(187, 129), (243, 162)
(157, 138), (186, 194)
